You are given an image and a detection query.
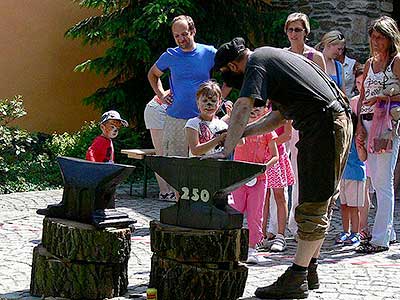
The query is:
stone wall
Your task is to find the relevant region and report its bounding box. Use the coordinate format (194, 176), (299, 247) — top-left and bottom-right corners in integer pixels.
(272, 0), (395, 62)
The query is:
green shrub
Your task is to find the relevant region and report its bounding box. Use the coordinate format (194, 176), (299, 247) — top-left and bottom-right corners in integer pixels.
(0, 96), (145, 194)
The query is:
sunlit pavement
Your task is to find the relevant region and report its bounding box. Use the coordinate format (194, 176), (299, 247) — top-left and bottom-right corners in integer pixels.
(0, 183), (399, 300)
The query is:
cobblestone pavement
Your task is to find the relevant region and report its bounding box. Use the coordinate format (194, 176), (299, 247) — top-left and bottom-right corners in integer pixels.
(0, 182), (399, 300)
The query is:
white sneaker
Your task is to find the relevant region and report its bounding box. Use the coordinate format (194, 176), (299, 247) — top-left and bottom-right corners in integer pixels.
(246, 247), (258, 264)
(256, 237), (274, 251)
(270, 234), (287, 252)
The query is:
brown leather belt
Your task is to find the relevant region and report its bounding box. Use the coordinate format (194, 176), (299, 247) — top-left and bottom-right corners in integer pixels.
(361, 113), (374, 121)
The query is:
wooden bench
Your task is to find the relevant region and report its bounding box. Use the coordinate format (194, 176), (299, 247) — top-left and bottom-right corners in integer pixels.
(121, 149), (156, 198)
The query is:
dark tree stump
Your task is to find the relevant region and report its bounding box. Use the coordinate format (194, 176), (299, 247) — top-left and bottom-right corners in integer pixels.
(30, 245), (128, 299)
(41, 217), (131, 263)
(150, 220), (248, 263)
(150, 254), (248, 300)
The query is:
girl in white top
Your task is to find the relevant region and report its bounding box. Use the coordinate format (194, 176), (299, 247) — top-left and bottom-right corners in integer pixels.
(356, 16), (400, 253)
(185, 81), (229, 157)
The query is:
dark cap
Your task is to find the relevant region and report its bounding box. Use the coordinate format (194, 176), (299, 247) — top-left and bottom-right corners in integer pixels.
(214, 37), (246, 70)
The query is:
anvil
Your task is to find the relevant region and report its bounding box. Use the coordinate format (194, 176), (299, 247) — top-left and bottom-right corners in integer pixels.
(145, 156), (266, 229)
(37, 157), (136, 228)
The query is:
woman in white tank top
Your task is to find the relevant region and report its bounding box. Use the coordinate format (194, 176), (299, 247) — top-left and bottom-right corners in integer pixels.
(356, 16), (400, 253)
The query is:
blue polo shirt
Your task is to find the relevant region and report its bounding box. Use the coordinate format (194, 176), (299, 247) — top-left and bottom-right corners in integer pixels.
(156, 43), (216, 119)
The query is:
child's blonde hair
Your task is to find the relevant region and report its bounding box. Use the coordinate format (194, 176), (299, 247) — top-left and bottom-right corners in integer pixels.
(315, 30), (345, 51)
(196, 80), (222, 101)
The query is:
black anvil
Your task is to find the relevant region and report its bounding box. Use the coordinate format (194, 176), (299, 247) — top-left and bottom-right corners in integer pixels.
(37, 157), (136, 228)
(145, 156), (266, 230)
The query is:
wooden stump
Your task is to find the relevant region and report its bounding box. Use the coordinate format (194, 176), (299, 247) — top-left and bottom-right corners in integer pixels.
(30, 217), (131, 299)
(30, 245), (128, 299)
(150, 254), (248, 300)
(150, 220), (248, 262)
(41, 217), (131, 263)
(150, 221), (249, 299)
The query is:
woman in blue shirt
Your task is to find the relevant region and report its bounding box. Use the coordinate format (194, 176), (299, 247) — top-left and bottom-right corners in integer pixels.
(316, 30), (346, 93)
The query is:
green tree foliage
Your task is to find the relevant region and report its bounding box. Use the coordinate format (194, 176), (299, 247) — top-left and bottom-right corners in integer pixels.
(65, 0), (289, 128)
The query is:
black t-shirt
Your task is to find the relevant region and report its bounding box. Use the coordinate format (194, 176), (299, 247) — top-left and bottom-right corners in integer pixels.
(239, 46), (344, 131)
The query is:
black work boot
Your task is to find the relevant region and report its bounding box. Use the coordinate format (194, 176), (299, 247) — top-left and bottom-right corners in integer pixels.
(307, 262), (320, 290)
(254, 267), (309, 299)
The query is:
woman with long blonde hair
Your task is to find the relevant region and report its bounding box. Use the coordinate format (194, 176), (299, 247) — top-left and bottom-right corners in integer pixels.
(356, 15), (400, 253)
(315, 30), (346, 93)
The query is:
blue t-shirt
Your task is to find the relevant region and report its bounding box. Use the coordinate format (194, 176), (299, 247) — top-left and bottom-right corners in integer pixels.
(330, 60), (343, 88)
(156, 43), (216, 119)
(343, 139), (366, 181)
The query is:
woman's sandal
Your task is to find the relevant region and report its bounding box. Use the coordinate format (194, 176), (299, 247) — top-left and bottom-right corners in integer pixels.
(355, 242), (389, 254)
(359, 228), (372, 243)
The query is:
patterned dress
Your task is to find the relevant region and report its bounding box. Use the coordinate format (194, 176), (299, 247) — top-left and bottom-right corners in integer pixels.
(266, 126), (295, 188)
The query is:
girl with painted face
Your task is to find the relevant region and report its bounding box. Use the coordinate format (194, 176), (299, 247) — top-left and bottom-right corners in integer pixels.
(86, 110), (128, 163)
(185, 80), (229, 157)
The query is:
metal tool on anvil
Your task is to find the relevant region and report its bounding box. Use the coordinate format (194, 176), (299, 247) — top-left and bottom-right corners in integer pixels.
(37, 156), (136, 228)
(145, 156), (266, 230)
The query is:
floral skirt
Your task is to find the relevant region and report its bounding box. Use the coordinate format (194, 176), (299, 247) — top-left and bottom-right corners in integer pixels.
(266, 151), (295, 188)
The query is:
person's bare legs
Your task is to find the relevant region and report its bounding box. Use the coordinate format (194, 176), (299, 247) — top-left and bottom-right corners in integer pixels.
(262, 189), (271, 238)
(149, 128), (171, 194)
(273, 188), (288, 235)
(349, 206), (360, 233)
(294, 238), (324, 267)
(341, 204), (351, 233)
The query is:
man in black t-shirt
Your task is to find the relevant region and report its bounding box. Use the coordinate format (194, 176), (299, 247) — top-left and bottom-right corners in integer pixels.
(209, 38), (352, 299)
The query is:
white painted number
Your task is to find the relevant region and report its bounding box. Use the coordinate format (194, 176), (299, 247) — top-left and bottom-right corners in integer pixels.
(181, 187), (190, 200)
(200, 189), (210, 202)
(181, 187), (210, 203)
(191, 188), (199, 201)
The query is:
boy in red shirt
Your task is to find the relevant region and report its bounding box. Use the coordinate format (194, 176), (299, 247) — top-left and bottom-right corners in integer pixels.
(86, 110), (128, 163)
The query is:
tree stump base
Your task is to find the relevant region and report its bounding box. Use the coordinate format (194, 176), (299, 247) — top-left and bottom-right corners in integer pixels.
(150, 254), (248, 300)
(30, 217), (131, 299)
(41, 217), (131, 263)
(150, 220), (248, 262)
(149, 221), (248, 300)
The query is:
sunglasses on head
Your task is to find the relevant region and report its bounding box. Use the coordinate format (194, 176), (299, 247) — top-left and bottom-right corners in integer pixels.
(337, 33), (344, 40)
(287, 27), (305, 33)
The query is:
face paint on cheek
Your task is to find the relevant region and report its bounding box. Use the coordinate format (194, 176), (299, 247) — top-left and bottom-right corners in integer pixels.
(103, 123), (120, 139)
(109, 125), (119, 138)
(205, 99), (218, 110)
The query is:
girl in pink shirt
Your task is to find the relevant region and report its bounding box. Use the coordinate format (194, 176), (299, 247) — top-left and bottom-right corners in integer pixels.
(230, 106), (279, 264)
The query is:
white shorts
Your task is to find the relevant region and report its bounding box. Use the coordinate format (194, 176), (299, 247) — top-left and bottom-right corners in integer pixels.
(144, 99), (167, 129)
(339, 179), (366, 207)
(162, 115), (188, 157)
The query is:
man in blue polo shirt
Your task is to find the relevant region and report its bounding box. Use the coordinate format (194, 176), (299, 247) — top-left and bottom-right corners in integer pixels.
(147, 15), (217, 157)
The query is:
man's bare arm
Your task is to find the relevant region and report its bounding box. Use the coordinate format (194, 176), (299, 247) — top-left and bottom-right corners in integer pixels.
(147, 64), (172, 104)
(243, 109), (285, 137)
(222, 97), (254, 156)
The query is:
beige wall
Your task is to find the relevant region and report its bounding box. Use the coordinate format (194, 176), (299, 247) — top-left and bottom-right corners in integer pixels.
(0, 1), (108, 133)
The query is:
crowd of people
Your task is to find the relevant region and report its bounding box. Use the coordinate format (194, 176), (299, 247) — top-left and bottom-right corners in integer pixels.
(88, 12), (400, 300)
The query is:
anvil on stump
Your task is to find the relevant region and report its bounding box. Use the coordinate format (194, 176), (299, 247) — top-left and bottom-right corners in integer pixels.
(146, 155), (266, 230)
(31, 157), (135, 299)
(146, 156), (266, 300)
(37, 156), (136, 228)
